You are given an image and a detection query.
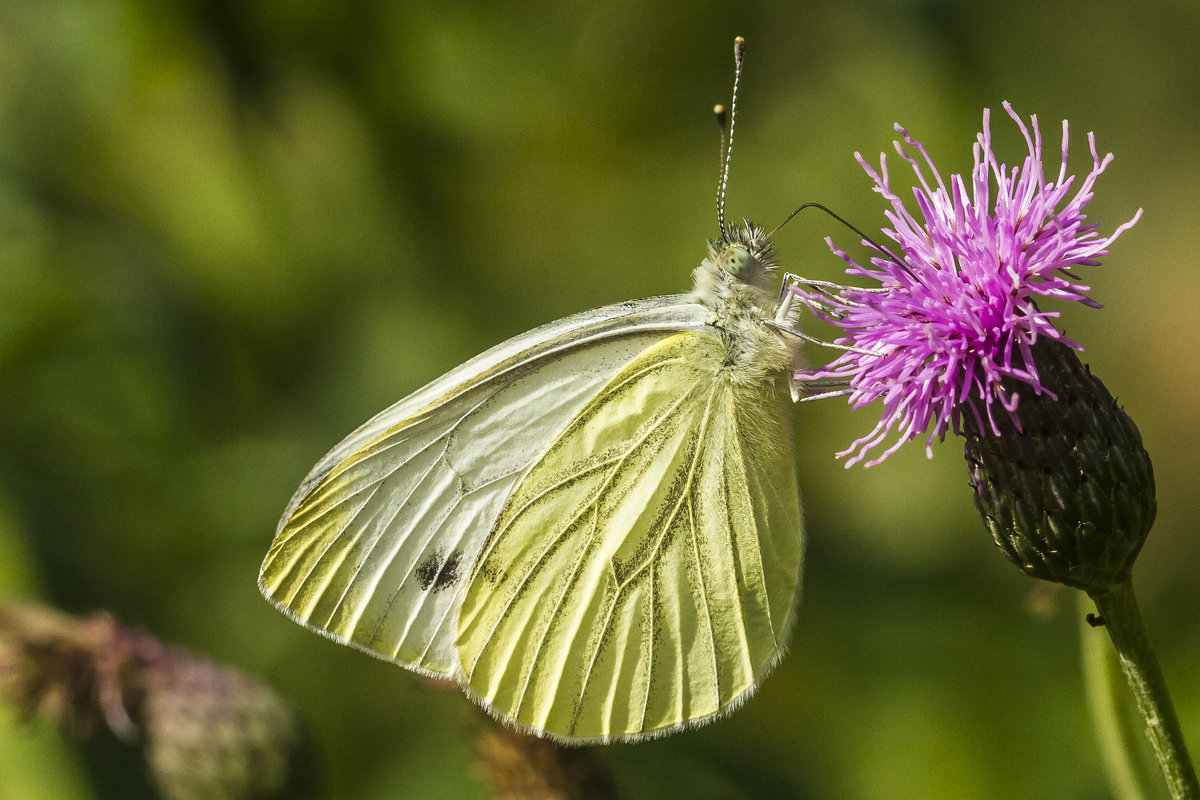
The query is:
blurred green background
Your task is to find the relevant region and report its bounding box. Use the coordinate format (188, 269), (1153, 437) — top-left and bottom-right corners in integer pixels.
(1, 1), (1197, 798)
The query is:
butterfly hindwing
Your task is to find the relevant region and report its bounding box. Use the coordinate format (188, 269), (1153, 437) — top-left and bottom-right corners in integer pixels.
(457, 330), (804, 741)
(259, 297), (708, 677)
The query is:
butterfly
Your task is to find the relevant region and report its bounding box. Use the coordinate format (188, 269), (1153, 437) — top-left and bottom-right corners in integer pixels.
(259, 38), (806, 744)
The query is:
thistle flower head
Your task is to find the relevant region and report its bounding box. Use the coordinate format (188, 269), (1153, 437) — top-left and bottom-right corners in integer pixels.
(795, 103), (1141, 467)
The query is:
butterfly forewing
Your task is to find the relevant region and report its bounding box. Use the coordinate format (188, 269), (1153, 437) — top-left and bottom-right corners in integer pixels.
(260, 297), (708, 677)
(457, 330), (803, 741)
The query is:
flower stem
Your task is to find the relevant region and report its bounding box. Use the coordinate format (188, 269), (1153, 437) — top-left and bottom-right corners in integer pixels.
(1079, 592), (1156, 800)
(1088, 581), (1199, 800)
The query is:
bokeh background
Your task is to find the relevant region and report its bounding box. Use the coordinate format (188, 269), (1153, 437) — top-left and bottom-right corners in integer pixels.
(1, 1), (1197, 798)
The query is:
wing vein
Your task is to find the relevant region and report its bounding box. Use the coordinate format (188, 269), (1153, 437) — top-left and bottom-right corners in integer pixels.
(289, 481), (383, 613)
(638, 562), (656, 733)
(325, 436), (455, 629)
(462, 373), (705, 677)
(679, 388), (722, 713)
(724, 407), (769, 671)
(468, 355), (692, 576)
(511, 504), (600, 726)
(571, 382), (720, 734)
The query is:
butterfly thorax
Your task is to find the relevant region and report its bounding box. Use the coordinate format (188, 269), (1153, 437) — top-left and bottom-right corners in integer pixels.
(691, 221), (799, 386)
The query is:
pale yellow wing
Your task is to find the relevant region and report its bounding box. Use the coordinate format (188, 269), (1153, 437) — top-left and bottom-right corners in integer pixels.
(457, 331), (803, 742)
(259, 297), (707, 677)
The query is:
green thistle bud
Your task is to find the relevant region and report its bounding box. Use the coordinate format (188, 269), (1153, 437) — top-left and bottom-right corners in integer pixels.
(962, 338), (1156, 593)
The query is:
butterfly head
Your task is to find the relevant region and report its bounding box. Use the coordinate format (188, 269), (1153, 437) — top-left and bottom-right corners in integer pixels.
(714, 221), (777, 285)
(696, 220), (779, 298)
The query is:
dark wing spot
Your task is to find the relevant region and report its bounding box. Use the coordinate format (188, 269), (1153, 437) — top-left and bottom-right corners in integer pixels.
(416, 550), (464, 593)
(434, 551), (462, 590)
(416, 551), (442, 591)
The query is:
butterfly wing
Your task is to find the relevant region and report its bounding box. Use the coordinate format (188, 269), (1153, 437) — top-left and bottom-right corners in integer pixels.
(259, 296), (709, 677)
(457, 330), (804, 742)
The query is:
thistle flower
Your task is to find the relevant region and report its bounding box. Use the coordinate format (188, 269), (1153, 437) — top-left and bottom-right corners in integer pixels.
(792, 109), (1197, 799)
(794, 102), (1141, 468)
(792, 103), (1156, 592)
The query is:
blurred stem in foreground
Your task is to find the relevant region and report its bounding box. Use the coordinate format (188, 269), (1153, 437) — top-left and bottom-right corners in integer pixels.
(476, 714), (620, 800)
(0, 599), (320, 800)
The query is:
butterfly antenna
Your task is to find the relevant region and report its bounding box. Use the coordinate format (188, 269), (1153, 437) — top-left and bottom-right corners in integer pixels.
(716, 36), (746, 241)
(714, 103), (728, 233)
(770, 201), (914, 278)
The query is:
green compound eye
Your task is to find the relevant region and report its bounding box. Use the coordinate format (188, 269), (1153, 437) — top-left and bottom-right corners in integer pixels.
(718, 244), (752, 277)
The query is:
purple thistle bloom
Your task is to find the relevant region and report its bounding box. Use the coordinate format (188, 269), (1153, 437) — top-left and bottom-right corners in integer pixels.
(794, 102), (1141, 467)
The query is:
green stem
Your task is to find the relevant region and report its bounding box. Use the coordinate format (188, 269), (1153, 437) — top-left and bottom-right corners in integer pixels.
(1079, 591), (1155, 800)
(1089, 581), (1199, 800)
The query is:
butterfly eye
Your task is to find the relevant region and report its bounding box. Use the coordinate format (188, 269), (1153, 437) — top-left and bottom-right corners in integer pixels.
(718, 244), (753, 277)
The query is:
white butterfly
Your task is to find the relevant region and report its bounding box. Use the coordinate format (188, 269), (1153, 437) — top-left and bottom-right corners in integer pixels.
(259, 38), (807, 744)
